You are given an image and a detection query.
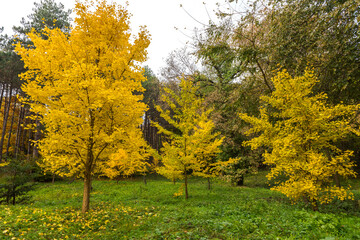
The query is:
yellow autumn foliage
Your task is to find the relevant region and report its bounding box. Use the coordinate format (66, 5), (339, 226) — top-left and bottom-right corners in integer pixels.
(240, 69), (359, 206)
(15, 0), (150, 212)
(153, 77), (224, 198)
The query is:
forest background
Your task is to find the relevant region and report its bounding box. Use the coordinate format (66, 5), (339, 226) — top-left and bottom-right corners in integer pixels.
(0, 0), (360, 238)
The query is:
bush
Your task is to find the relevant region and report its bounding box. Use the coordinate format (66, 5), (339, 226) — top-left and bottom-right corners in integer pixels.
(0, 158), (37, 205)
(221, 156), (258, 186)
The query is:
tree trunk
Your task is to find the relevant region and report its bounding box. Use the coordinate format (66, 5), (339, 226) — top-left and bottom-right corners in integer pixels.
(27, 126), (32, 161)
(6, 92), (18, 157)
(20, 108), (29, 155)
(207, 178), (211, 190)
(81, 111), (97, 213)
(236, 176), (244, 186)
(14, 107), (24, 159)
(334, 173), (341, 188)
(32, 115), (40, 159)
(82, 173), (91, 213)
(0, 84), (12, 161)
(184, 169), (189, 200)
(0, 83), (5, 112)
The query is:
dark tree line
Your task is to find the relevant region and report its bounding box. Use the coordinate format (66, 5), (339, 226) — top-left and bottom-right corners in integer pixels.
(155, 0), (360, 184)
(0, 0), (72, 163)
(0, 0), (359, 196)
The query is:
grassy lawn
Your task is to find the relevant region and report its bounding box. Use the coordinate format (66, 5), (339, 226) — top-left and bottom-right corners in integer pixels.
(1, 173), (360, 239)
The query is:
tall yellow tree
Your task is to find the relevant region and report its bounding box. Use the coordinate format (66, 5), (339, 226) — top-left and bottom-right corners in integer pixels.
(15, 0), (150, 213)
(240, 69), (359, 210)
(153, 77), (223, 199)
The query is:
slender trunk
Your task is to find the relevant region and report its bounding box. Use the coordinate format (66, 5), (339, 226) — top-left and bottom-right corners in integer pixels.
(32, 115), (40, 159)
(6, 93), (18, 157)
(334, 173), (341, 188)
(150, 122), (154, 148)
(82, 172), (91, 213)
(82, 111), (95, 213)
(184, 168), (188, 200)
(20, 109), (29, 155)
(207, 178), (211, 190)
(144, 112), (148, 140)
(0, 84), (12, 161)
(14, 107), (24, 158)
(27, 127), (32, 161)
(183, 136), (189, 199)
(0, 83), (5, 112)
(158, 133), (161, 151)
(154, 128), (157, 150)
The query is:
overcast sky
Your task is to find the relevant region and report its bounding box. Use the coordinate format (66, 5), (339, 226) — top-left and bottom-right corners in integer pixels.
(0, 0), (241, 76)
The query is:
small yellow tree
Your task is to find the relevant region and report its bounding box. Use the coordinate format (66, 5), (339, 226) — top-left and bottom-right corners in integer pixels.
(15, 0), (150, 213)
(153, 77), (223, 199)
(240, 69), (359, 209)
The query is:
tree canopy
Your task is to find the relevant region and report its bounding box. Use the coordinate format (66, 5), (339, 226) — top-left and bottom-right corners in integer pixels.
(15, 0), (150, 212)
(154, 77), (223, 199)
(240, 69), (359, 209)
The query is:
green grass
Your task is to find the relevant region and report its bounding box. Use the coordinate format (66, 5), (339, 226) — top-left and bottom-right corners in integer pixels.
(1, 173), (360, 239)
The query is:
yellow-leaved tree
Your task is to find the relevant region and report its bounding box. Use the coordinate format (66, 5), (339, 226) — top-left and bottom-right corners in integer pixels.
(15, 0), (150, 213)
(240, 69), (359, 210)
(153, 77), (224, 199)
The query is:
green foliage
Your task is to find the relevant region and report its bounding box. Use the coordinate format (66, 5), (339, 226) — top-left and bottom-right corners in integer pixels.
(264, 0), (360, 104)
(0, 177), (360, 239)
(0, 158), (36, 205)
(221, 155), (259, 186)
(194, 11), (265, 178)
(0, 50), (23, 88)
(142, 66), (161, 112)
(13, 0), (72, 41)
(194, 0), (360, 175)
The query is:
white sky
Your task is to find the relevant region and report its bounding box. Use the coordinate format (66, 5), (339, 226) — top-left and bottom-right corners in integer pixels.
(0, 0), (239, 76)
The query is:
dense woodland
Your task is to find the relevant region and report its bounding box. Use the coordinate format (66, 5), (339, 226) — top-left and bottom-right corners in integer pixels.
(0, 0), (359, 222)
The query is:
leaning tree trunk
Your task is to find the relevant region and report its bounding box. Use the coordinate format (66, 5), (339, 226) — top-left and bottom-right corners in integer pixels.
(0, 83), (5, 112)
